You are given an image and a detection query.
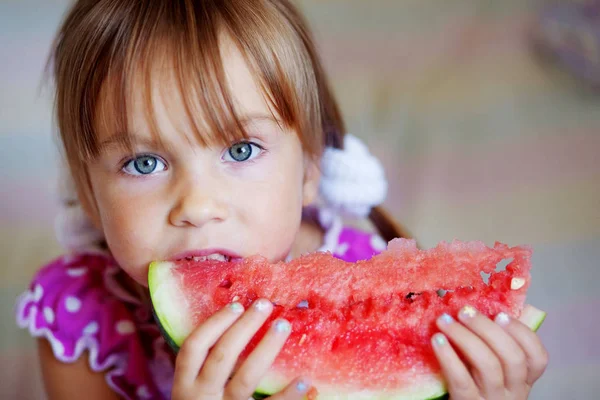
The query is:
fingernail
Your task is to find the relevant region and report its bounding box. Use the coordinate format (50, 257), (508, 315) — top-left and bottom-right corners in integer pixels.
(273, 319), (291, 333)
(254, 299), (272, 312)
(229, 302), (244, 314)
(495, 312), (510, 326)
(432, 333), (447, 347)
(459, 305), (477, 319)
(296, 379), (311, 393)
(438, 313), (454, 325)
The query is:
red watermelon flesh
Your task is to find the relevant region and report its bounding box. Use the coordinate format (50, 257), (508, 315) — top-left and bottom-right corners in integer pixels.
(149, 239), (541, 399)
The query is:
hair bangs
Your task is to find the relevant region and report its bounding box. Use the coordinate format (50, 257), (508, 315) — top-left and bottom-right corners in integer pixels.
(92, 2), (262, 160)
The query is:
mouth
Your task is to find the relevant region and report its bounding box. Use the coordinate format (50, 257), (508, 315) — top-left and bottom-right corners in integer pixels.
(171, 249), (242, 263)
(183, 254), (231, 262)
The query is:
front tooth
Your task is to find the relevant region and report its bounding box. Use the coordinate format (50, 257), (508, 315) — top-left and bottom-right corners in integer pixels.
(191, 254), (227, 262)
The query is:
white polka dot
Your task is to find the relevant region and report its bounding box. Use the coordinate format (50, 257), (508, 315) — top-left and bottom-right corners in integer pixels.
(136, 385), (152, 399)
(370, 234), (388, 251)
(32, 284), (44, 302)
(65, 296), (82, 313)
(83, 321), (99, 335)
(116, 320), (136, 335)
(66, 267), (87, 277)
(335, 242), (350, 256)
(43, 307), (55, 324)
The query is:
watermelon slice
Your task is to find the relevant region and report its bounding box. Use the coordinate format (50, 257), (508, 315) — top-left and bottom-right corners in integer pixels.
(149, 239), (546, 400)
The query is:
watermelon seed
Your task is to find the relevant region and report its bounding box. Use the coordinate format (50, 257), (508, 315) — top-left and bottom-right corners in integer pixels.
(511, 277), (526, 290)
(232, 295), (240, 302)
(299, 334), (307, 345)
(405, 292), (421, 302)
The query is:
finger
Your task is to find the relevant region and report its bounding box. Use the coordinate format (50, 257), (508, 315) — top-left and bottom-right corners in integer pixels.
(196, 298), (273, 392)
(457, 306), (527, 395)
(173, 302), (245, 391)
(431, 333), (480, 399)
(268, 377), (313, 400)
(437, 311), (504, 399)
(226, 319), (293, 399)
(499, 312), (549, 385)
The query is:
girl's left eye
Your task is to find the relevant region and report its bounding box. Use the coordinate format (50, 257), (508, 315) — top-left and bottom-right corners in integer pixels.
(223, 142), (263, 162)
(122, 155), (167, 176)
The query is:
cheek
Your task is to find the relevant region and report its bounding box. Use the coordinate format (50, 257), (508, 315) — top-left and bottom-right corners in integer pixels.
(243, 156), (305, 258)
(92, 178), (165, 285)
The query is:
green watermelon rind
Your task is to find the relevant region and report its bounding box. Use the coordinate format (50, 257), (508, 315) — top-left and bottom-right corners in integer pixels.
(252, 391), (450, 400)
(252, 385), (449, 400)
(520, 306), (547, 332)
(148, 262), (547, 400)
(148, 261), (189, 351)
(252, 370), (449, 400)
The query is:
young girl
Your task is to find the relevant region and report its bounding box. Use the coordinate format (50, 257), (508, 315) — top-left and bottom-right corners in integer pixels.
(16, 1), (548, 399)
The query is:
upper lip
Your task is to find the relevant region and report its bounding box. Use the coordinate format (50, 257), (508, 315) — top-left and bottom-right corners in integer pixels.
(170, 248), (243, 262)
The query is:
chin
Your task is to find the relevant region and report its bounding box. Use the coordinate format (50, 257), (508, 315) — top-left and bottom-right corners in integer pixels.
(119, 264), (151, 288)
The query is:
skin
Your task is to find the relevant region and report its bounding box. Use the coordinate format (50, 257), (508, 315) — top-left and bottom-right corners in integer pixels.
(87, 39), (320, 287)
(432, 305), (549, 400)
(38, 36), (548, 400)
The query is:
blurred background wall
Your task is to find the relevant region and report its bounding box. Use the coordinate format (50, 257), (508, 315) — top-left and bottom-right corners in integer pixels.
(1, 0), (599, 398)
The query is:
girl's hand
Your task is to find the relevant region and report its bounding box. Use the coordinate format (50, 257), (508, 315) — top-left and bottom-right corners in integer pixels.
(172, 298), (310, 400)
(432, 304), (548, 400)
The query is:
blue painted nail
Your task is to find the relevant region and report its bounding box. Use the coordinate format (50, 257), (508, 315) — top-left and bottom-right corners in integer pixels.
(433, 333), (447, 347)
(274, 319), (291, 333)
(438, 313), (454, 325)
(254, 299), (272, 312)
(459, 305), (477, 319)
(296, 379), (310, 392)
(495, 312), (510, 326)
(229, 302), (244, 314)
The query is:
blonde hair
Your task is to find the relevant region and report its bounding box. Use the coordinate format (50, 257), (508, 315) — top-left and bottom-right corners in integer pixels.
(49, 0), (410, 242)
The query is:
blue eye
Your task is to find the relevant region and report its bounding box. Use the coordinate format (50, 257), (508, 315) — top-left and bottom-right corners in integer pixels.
(122, 155), (167, 176)
(223, 142), (262, 162)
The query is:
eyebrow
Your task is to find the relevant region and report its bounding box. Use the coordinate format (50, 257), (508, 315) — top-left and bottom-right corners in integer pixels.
(97, 114), (282, 153)
(98, 132), (162, 154)
(238, 114), (282, 128)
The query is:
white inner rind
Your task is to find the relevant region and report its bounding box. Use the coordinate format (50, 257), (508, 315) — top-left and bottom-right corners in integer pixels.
(521, 307), (547, 332)
(148, 261), (193, 347)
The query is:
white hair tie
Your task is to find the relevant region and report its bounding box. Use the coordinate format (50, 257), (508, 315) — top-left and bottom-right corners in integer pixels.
(319, 134), (388, 218)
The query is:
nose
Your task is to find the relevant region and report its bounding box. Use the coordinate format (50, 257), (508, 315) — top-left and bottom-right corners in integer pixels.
(169, 174), (229, 228)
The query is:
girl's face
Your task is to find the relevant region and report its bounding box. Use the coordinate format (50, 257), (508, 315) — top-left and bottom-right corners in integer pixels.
(87, 39), (320, 286)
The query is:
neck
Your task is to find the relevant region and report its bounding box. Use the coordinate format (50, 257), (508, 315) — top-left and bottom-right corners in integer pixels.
(288, 218), (325, 260)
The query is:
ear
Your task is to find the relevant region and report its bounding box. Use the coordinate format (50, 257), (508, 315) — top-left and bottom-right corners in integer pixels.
(302, 156), (321, 207)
